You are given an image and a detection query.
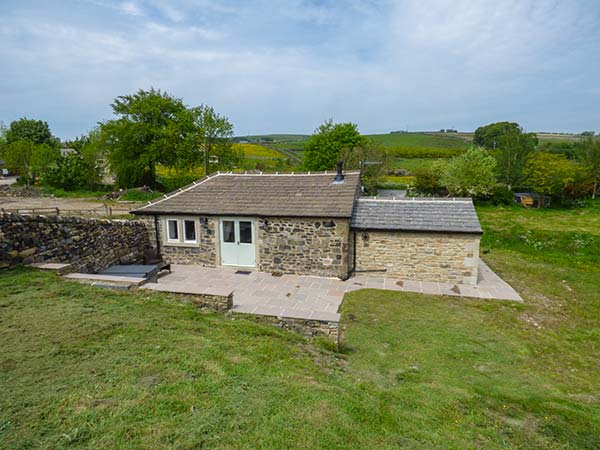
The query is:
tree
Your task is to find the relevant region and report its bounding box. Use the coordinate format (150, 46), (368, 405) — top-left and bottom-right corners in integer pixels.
(575, 137), (600, 198)
(303, 120), (367, 171)
(100, 89), (189, 187)
(339, 141), (389, 194)
(5, 118), (59, 148)
(441, 147), (496, 197)
(523, 152), (579, 197)
(493, 127), (538, 189)
(100, 88), (236, 188)
(183, 105), (240, 174)
(0, 140), (60, 184)
(473, 121), (538, 150)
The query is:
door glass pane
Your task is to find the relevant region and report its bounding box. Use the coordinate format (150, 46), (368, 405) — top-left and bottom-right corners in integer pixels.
(167, 220), (179, 241)
(184, 220), (196, 241)
(222, 221), (235, 243)
(239, 221), (253, 244)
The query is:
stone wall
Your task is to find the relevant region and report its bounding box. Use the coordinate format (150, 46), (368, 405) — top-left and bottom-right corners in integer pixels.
(139, 215), (218, 266)
(354, 230), (480, 285)
(258, 217), (350, 279)
(0, 213), (150, 273)
(169, 290), (233, 312)
(254, 315), (340, 344)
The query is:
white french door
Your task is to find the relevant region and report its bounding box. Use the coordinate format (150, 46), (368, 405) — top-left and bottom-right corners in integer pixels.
(220, 219), (256, 267)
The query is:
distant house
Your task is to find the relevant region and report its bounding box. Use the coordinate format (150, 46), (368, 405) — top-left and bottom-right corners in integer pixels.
(132, 168), (482, 285)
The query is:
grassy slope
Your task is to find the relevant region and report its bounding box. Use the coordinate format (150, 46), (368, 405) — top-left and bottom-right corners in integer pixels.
(1, 205), (600, 449)
(366, 132), (471, 149)
(234, 143), (286, 159)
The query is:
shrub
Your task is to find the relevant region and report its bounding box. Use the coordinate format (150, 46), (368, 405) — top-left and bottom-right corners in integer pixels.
(44, 154), (101, 190)
(488, 185), (514, 206)
(441, 147), (496, 197)
(413, 160), (446, 194)
(523, 152), (582, 197)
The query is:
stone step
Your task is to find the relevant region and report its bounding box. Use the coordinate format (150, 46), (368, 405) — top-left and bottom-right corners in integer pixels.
(29, 262), (73, 275)
(63, 273), (147, 287)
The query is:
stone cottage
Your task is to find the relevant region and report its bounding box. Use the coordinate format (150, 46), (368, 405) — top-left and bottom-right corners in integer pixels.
(131, 169), (483, 285)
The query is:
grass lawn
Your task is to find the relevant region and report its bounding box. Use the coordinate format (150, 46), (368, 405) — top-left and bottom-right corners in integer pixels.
(1, 204), (599, 449)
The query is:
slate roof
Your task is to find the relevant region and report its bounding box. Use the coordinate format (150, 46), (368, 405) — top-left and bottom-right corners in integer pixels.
(132, 171), (361, 218)
(351, 198), (483, 234)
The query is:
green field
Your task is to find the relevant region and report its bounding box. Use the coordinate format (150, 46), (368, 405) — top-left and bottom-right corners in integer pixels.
(367, 132), (471, 149)
(1, 202), (600, 449)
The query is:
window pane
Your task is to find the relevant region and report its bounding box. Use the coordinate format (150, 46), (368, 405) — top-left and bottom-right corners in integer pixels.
(222, 221), (235, 243)
(239, 221), (252, 244)
(167, 220), (179, 240)
(184, 220), (196, 241)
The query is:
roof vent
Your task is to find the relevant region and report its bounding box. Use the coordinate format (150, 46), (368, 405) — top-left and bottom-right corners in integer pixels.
(332, 161), (345, 184)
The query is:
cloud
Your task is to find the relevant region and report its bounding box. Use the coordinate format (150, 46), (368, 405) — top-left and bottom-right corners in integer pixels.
(0, 0), (599, 138)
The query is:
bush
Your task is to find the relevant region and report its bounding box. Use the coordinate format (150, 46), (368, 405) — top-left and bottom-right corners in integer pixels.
(441, 147), (497, 197)
(44, 154), (100, 190)
(523, 152), (583, 197)
(488, 185), (514, 206)
(413, 161), (446, 194)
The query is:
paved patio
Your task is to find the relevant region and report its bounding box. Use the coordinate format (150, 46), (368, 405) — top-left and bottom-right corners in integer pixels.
(141, 260), (522, 322)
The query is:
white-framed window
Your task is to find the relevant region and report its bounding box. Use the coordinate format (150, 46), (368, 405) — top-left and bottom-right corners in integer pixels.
(166, 219), (179, 242)
(164, 217), (199, 245)
(183, 219), (197, 243)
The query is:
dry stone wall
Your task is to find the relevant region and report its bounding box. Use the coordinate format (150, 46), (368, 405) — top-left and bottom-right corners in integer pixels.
(0, 213), (149, 272)
(258, 217), (350, 279)
(354, 230), (480, 285)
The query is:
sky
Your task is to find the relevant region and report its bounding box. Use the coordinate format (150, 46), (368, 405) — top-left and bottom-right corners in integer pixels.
(1, 0), (599, 140)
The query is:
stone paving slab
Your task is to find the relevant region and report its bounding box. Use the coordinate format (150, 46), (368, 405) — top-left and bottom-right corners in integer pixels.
(65, 273), (147, 286)
(30, 262), (71, 271)
(140, 260), (522, 323)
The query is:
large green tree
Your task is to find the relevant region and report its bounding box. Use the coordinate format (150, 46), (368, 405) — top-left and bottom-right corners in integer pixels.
(493, 127), (538, 189)
(575, 137), (600, 198)
(303, 120), (367, 171)
(100, 89), (236, 188)
(5, 118), (59, 148)
(473, 121), (538, 190)
(473, 121), (538, 150)
(100, 89), (189, 187)
(181, 105), (240, 174)
(441, 147), (496, 197)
